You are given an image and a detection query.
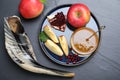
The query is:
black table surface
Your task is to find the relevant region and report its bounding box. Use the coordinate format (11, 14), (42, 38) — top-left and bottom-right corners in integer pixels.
(0, 0), (120, 80)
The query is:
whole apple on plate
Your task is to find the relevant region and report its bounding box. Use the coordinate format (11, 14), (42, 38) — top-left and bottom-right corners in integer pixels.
(67, 3), (91, 28)
(19, 0), (44, 19)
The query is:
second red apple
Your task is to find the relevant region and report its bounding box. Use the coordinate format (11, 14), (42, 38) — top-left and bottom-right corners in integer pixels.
(19, 0), (44, 19)
(67, 3), (91, 28)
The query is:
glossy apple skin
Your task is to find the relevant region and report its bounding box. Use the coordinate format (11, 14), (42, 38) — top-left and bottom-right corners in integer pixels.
(67, 3), (91, 28)
(19, 0), (44, 19)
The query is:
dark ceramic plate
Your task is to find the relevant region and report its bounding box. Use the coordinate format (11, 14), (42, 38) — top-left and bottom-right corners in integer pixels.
(39, 4), (101, 66)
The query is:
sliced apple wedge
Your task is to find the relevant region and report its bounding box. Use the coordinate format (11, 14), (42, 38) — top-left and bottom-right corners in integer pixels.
(58, 35), (69, 56)
(45, 39), (63, 56)
(43, 25), (59, 43)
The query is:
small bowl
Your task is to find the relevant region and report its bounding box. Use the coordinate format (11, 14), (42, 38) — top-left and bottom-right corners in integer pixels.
(70, 27), (99, 56)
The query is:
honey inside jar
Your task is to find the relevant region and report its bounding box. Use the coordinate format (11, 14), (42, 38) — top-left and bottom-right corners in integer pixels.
(70, 27), (98, 55)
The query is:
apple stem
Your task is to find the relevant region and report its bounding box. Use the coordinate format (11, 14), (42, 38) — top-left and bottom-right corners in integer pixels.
(40, 0), (46, 4)
(76, 12), (81, 18)
(86, 26), (105, 41)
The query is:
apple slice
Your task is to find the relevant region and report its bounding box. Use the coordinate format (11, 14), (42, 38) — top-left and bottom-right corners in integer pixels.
(58, 35), (69, 56)
(43, 25), (59, 43)
(45, 39), (63, 56)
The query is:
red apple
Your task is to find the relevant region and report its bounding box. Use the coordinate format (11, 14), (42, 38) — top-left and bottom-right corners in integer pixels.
(67, 3), (91, 28)
(19, 0), (44, 19)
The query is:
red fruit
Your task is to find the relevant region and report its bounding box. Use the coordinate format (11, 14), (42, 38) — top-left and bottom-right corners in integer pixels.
(19, 0), (44, 19)
(59, 57), (63, 61)
(67, 3), (91, 28)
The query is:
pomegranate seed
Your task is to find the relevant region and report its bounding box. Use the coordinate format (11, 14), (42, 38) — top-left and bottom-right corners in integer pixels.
(73, 61), (76, 64)
(70, 48), (73, 51)
(77, 57), (80, 61)
(66, 53), (81, 64)
(66, 61), (70, 64)
(59, 57), (62, 61)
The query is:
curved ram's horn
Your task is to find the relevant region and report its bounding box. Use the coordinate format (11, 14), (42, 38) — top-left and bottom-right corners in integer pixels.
(4, 15), (75, 77)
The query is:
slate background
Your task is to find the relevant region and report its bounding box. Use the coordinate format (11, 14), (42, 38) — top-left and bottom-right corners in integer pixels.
(0, 0), (120, 80)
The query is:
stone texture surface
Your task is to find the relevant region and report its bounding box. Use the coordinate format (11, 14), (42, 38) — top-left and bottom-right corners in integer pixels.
(0, 0), (120, 80)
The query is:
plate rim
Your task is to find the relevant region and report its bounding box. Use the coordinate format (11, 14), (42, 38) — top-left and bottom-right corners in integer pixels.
(38, 4), (101, 66)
